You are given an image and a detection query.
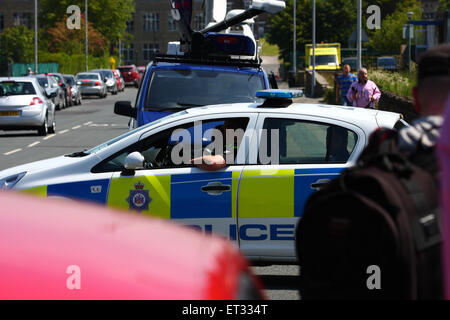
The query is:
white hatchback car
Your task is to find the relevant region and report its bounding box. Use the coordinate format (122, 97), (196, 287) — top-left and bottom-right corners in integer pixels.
(0, 90), (408, 262)
(0, 77), (56, 135)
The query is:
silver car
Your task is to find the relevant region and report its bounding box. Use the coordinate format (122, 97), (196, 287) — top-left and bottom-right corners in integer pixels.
(75, 72), (107, 98)
(0, 77), (56, 136)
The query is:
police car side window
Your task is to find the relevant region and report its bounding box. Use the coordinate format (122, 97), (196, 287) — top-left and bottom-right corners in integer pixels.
(259, 118), (357, 164)
(92, 117), (250, 172)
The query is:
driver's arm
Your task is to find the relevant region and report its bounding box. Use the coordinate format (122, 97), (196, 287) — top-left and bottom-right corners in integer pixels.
(191, 155), (226, 171)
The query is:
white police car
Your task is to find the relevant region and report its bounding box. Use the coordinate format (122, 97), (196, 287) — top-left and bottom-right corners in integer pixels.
(0, 90), (407, 262)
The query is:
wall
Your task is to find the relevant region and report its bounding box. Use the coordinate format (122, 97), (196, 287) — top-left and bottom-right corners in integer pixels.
(377, 90), (419, 123)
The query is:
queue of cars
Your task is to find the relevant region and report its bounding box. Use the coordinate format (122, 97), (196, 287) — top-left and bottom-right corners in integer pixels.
(0, 68), (128, 136)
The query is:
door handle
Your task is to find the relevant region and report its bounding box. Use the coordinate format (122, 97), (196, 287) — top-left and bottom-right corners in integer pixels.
(201, 182), (231, 196)
(310, 179), (331, 190)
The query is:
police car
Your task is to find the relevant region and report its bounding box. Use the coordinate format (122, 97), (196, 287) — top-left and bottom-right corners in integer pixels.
(0, 90), (407, 263)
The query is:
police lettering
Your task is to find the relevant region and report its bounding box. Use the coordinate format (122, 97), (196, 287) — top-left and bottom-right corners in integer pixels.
(188, 224), (295, 241)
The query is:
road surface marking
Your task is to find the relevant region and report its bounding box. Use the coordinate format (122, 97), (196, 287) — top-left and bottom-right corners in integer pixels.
(72, 125), (81, 129)
(4, 148), (22, 155)
(59, 129), (69, 134)
(43, 134), (56, 140)
(28, 141), (40, 147)
(89, 123), (109, 127)
(83, 121), (93, 126)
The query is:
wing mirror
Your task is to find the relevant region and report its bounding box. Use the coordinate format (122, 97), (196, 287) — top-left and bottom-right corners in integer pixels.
(114, 101), (136, 118)
(122, 151), (145, 175)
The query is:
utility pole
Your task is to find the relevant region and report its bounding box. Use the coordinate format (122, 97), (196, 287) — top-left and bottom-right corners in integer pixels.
(312, 0), (315, 97)
(357, 0), (361, 72)
(293, 0), (296, 73)
(34, 0), (38, 74)
(407, 12), (413, 78)
(85, 0), (88, 72)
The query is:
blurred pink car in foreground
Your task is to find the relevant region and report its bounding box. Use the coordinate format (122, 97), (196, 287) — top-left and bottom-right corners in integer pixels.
(0, 191), (264, 300)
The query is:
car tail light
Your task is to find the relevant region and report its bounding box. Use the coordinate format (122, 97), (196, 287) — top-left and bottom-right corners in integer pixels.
(95, 81), (101, 86)
(30, 97), (43, 105)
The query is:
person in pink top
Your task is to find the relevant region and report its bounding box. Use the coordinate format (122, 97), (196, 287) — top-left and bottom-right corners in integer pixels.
(438, 95), (450, 300)
(346, 68), (381, 108)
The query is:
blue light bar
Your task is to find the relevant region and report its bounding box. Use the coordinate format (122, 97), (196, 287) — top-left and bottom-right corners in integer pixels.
(255, 89), (303, 99)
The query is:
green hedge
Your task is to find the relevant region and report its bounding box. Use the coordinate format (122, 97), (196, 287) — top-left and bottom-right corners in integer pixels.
(37, 52), (118, 75)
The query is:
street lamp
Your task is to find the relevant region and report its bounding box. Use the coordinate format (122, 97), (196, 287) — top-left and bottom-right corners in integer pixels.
(407, 11), (413, 78)
(34, 0), (38, 74)
(312, 0), (315, 97)
(85, 0), (88, 72)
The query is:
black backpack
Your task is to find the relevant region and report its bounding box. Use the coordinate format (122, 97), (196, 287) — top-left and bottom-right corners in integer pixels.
(296, 128), (442, 300)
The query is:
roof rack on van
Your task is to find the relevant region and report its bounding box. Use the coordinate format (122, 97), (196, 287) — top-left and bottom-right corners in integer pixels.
(153, 54), (262, 68)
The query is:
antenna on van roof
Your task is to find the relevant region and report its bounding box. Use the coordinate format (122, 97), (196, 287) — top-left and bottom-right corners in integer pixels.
(168, 0), (286, 55)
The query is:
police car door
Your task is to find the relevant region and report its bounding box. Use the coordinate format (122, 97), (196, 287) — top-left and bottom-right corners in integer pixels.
(238, 113), (365, 261)
(107, 113), (257, 243)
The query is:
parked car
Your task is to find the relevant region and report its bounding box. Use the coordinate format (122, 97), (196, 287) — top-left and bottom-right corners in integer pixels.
(0, 191), (264, 299)
(341, 57), (357, 71)
(137, 66), (146, 74)
(63, 74), (82, 105)
(0, 77), (56, 135)
(0, 89), (407, 262)
(117, 65), (141, 88)
(377, 56), (398, 71)
(75, 72), (107, 98)
(46, 73), (73, 107)
(91, 69), (118, 95)
(113, 69), (125, 92)
(34, 74), (66, 110)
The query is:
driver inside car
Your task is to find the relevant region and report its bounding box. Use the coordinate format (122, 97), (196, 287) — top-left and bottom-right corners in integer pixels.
(191, 119), (247, 171)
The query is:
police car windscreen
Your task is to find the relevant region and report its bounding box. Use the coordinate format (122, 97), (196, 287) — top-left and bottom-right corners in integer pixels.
(144, 69), (264, 110)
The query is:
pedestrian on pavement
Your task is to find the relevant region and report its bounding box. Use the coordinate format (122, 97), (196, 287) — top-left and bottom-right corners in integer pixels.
(26, 68), (33, 76)
(346, 68), (381, 108)
(335, 64), (357, 106)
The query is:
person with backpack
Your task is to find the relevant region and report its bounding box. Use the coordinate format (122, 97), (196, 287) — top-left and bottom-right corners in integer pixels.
(296, 43), (450, 300)
(437, 95), (450, 300)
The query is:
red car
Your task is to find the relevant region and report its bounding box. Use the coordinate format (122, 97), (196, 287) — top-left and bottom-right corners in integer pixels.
(113, 69), (125, 92)
(0, 191), (264, 300)
(117, 65), (141, 88)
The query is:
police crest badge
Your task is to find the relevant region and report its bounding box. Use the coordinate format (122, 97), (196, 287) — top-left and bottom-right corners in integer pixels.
(126, 181), (152, 211)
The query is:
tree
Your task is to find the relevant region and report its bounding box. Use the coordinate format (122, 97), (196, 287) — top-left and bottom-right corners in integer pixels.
(368, 0), (422, 53)
(266, 0), (356, 62)
(46, 15), (108, 56)
(39, 0), (134, 44)
(0, 25), (35, 64)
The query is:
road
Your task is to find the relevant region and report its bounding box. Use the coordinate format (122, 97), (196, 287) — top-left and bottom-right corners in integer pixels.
(0, 87), (300, 300)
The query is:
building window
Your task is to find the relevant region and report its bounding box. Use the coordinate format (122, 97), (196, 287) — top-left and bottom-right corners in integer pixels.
(194, 13), (205, 30)
(143, 43), (159, 61)
(126, 18), (134, 33)
(143, 13), (160, 32)
(121, 44), (134, 63)
(13, 12), (31, 28)
(168, 14), (177, 31)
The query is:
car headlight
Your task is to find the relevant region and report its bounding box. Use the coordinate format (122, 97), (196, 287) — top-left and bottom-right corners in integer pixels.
(0, 172), (26, 190)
